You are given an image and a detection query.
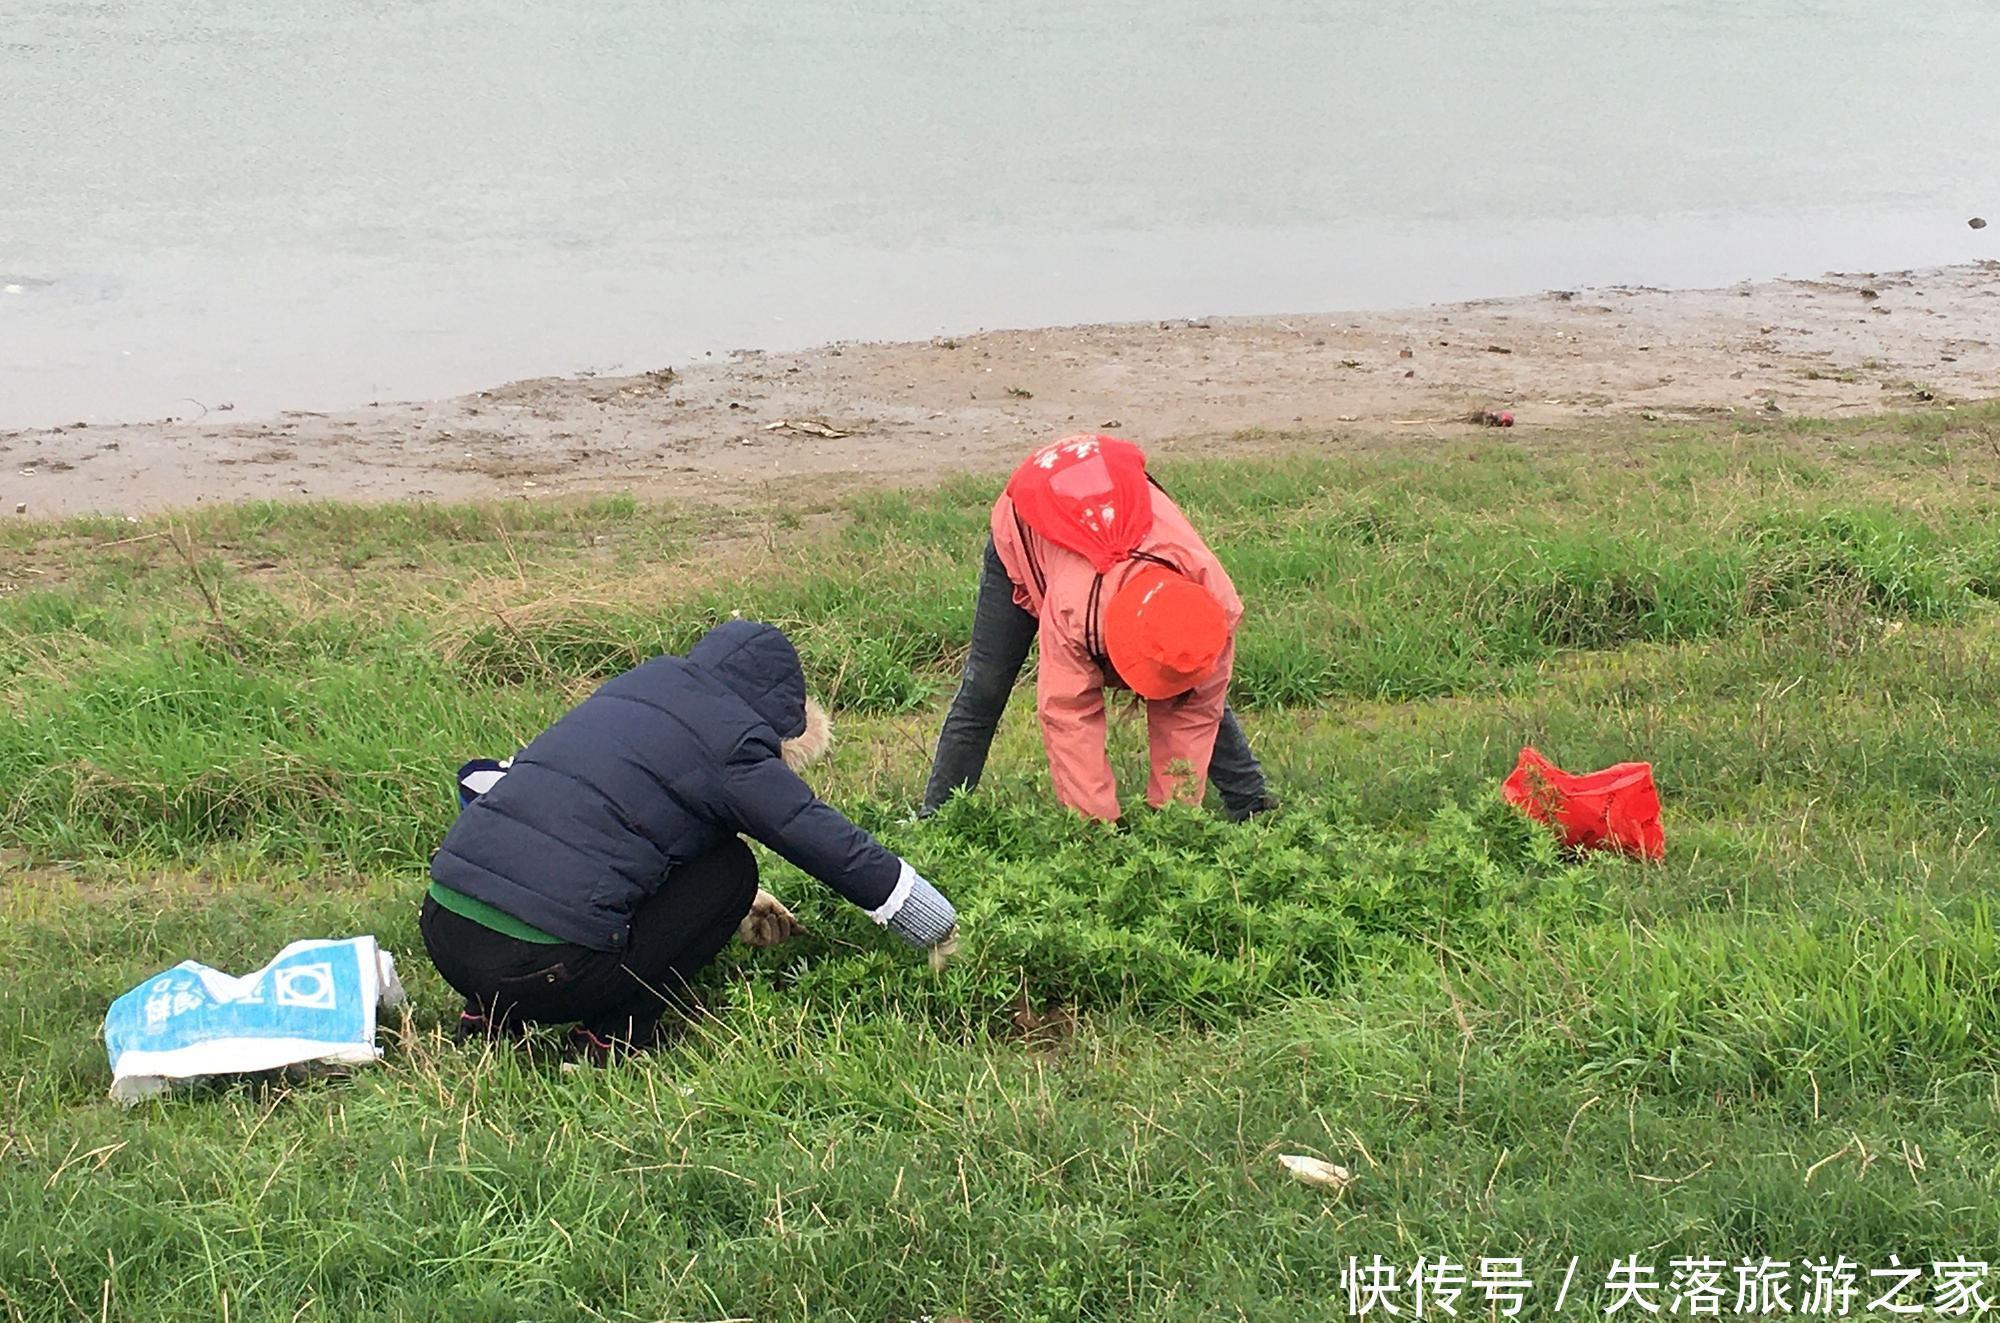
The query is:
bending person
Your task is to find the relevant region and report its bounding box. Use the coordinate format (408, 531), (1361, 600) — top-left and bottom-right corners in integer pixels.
(423, 620), (957, 1063)
(922, 435), (1274, 823)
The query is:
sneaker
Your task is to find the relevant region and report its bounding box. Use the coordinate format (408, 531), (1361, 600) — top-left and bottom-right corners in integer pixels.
(1225, 792), (1281, 824)
(454, 1009), (507, 1043)
(454, 1004), (527, 1046)
(566, 1018), (678, 1066)
(565, 1026), (621, 1067)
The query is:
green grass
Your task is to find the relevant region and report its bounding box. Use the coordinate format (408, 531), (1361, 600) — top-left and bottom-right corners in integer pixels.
(3, 409), (2000, 1319)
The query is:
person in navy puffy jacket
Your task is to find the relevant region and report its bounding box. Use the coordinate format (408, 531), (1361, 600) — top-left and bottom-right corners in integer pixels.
(421, 620), (957, 1062)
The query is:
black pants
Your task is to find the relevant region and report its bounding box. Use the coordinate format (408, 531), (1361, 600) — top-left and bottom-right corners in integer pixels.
(419, 837), (758, 1042)
(922, 539), (1268, 817)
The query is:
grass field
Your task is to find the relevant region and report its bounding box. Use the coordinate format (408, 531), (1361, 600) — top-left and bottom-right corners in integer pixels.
(4, 408), (2000, 1321)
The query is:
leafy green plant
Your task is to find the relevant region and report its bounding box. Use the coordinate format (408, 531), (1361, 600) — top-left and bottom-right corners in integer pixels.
(744, 793), (1600, 1028)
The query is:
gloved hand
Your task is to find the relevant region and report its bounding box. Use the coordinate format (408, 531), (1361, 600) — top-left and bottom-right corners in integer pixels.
(736, 889), (804, 948)
(927, 926), (961, 974)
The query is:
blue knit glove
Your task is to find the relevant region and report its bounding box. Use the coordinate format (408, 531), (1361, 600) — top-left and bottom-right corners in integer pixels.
(870, 860), (958, 949)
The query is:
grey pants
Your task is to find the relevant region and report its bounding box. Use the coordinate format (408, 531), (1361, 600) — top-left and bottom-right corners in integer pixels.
(921, 540), (1269, 818)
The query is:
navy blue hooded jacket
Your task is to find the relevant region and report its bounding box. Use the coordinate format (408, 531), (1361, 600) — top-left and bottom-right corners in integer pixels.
(430, 620), (902, 951)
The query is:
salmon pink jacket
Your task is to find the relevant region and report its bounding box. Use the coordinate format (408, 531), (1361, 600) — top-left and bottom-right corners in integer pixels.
(989, 484), (1244, 821)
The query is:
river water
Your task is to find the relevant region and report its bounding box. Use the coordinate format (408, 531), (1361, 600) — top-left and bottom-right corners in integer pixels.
(4, 0), (1997, 427)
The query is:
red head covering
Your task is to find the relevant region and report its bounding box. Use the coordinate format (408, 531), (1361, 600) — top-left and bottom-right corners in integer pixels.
(1103, 563), (1229, 700)
(1003, 435), (1156, 573)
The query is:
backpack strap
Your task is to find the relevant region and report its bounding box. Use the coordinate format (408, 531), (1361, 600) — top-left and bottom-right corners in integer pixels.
(1012, 506), (1046, 598)
(1084, 572), (1107, 663)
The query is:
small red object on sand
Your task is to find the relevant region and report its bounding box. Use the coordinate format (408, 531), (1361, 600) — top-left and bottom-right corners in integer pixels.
(1502, 746), (1664, 859)
(1474, 409), (1515, 427)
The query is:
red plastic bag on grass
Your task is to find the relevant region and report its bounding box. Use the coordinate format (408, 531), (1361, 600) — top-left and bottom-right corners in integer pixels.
(1501, 746), (1665, 860)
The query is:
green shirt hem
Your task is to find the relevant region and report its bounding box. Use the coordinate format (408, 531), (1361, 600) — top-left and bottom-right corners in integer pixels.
(426, 879), (566, 945)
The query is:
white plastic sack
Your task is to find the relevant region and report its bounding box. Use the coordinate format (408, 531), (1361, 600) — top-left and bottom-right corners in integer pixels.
(103, 936), (406, 1105)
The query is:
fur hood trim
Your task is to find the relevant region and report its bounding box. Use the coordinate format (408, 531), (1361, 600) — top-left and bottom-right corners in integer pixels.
(781, 699), (833, 772)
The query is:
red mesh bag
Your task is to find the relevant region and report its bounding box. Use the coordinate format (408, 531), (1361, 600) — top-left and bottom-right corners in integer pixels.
(1004, 435), (1156, 573)
(1502, 746), (1665, 860)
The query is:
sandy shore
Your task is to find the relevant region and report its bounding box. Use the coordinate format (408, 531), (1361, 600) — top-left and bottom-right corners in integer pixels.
(5, 262), (1997, 517)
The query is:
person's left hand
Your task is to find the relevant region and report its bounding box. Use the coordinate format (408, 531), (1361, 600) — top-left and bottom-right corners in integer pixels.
(737, 890), (804, 947)
(927, 926), (961, 974)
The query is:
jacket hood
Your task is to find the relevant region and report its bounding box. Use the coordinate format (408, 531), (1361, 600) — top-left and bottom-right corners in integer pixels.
(687, 620), (808, 739)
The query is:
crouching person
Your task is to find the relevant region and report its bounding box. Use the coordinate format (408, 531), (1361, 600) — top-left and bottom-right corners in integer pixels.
(421, 619), (957, 1063)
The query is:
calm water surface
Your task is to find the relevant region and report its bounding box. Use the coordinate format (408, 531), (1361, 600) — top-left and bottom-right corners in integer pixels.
(4, 0), (1997, 426)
